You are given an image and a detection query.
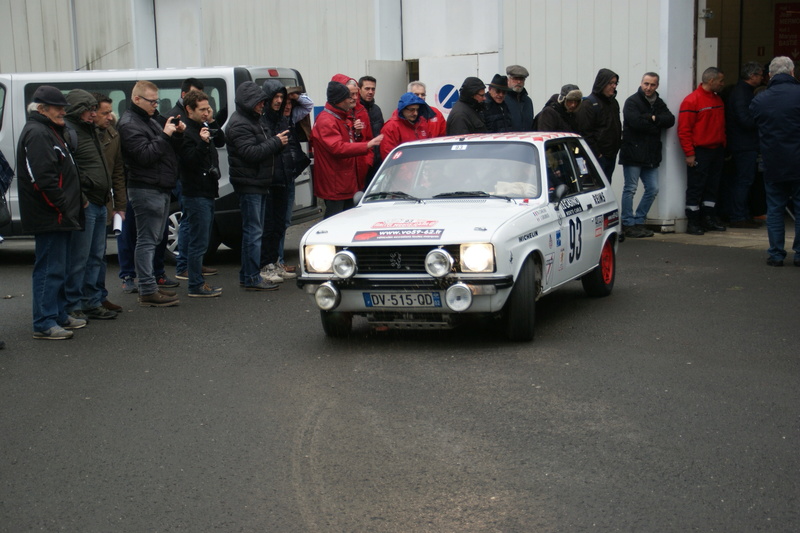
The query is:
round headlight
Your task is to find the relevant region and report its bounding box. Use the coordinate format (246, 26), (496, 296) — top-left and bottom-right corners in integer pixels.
(461, 243), (494, 272)
(332, 250), (357, 279)
(445, 283), (473, 312)
(425, 249), (454, 278)
(306, 244), (336, 273)
(314, 282), (340, 310)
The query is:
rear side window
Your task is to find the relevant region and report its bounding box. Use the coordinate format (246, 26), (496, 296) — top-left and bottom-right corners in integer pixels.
(22, 78), (228, 126)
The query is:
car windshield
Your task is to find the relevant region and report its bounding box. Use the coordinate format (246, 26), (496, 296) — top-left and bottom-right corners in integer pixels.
(365, 142), (541, 201)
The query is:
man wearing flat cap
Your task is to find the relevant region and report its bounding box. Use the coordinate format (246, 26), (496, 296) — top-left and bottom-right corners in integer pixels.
(17, 86), (86, 339)
(536, 84), (583, 133)
(484, 74), (513, 133)
(505, 65), (534, 131)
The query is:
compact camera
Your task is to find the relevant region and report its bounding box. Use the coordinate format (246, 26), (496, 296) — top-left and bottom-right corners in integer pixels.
(207, 167), (221, 179)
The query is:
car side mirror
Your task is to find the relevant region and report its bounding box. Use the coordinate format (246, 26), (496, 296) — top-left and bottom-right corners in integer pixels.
(353, 191), (364, 205)
(550, 184), (568, 206)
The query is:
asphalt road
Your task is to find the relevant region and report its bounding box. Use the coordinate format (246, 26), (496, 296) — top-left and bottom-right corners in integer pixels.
(0, 229), (798, 532)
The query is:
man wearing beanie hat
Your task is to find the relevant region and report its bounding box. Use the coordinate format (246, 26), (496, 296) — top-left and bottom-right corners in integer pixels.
(535, 84), (583, 133)
(63, 89), (117, 320)
(312, 80), (383, 219)
(619, 72), (675, 238)
(484, 74), (513, 133)
(446, 76), (488, 135)
(505, 65), (534, 131)
(17, 85), (85, 339)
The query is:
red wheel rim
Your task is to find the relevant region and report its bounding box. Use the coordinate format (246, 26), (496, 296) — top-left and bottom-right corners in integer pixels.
(600, 241), (614, 284)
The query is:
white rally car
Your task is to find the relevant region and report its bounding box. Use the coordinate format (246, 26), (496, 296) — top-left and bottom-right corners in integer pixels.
(297, 133), (619, 341)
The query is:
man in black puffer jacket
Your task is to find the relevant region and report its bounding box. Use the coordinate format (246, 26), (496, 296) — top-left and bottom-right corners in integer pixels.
(446, 76), (487, 135)
(576, 68), (622, 181)
(225, 81), (287, 291)
(17, 86), (85, 339)
(619, 72), (675, 238)
(118, 80), (185, 307)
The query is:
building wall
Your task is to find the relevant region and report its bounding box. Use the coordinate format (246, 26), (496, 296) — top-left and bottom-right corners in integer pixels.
(0, 0), (75, 73)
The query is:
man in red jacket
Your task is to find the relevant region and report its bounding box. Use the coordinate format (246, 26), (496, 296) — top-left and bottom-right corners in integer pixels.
(311, 81), (383, 219)
(678, 67), (727, 235)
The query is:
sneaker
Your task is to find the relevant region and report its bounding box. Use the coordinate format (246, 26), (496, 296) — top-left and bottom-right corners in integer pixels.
(60, 316), (87, 330)
(175, 270), (189, 280)
(157, 275), (180, 288)
(188, 283), (223, 298)
(766, 258), (784, 267)
(122, 276), (138, 294)
(202, 265), (218, 276)
(83, 306), (118, 320)
(158, 288), (177, 297)
(68, 309), (88, 320)
(278, 262), (296, 273)
(275, 262), (297, 279)
(102, 300), (122, 312)
(33, 326), (73, 340)
(139, 291), (180, 307)
(245, 279), (280, 291)
(624, 225), (649, 238)
(638, 224), (655, 237)
(260, 264), (285, 283)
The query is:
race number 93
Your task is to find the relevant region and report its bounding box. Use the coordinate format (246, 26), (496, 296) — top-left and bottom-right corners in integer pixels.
(569, 218), (582, 263)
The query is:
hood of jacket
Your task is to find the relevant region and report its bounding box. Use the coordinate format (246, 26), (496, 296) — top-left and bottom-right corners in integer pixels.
(458, 77), (486, 111)
(235, 81), (267, 116)
(591, 68), (619, 98)
(262, 79), (288, 122)
(396, 92), (434, 122)
(66, 89), (98, 119)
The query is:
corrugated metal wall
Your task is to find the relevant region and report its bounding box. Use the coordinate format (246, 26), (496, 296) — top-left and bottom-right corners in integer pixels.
(0, 0), (75, 72)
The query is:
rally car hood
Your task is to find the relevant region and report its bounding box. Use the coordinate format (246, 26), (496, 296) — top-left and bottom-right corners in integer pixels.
(303, 199), (541, 245)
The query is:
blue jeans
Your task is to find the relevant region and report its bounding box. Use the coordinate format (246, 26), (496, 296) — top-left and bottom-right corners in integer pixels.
(260, 187), (289, 267)
(117, 200), (167, 280)
(128, 188), (170, 296)
(764, 179), (800, 262)
(65, 202), (107, 311)
(621, 166), (659, 226)
(728, 150), (758, 222)
(182, 195), (215, 291)
(32, 231), (72, 331)
(239, 192), (267, 286)
(278, 180), (296, 264)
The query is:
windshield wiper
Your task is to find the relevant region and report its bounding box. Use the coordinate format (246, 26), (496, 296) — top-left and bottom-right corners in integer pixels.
(433, 191), (511, 201)
(364, 191), (421, 202)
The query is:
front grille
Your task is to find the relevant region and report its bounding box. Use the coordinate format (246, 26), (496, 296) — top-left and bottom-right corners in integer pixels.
(343, 245), (461, 274)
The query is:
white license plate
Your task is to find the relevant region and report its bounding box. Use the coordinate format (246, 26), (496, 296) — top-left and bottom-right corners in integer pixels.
(363, 292), (443, 308)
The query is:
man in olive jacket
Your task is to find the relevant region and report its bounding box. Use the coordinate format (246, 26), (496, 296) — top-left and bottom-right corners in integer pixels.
(17, 86), (85, 339)
(63, 89), (118, 320)
(619, 72), (675, 238)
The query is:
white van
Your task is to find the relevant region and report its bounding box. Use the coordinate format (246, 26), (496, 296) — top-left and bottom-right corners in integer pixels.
(0, 66), (321, 255)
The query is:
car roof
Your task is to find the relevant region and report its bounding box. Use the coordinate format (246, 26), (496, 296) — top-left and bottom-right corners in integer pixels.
(411, 132), (582, 146)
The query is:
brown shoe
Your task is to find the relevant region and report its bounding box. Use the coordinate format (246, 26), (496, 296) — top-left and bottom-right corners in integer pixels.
(139, 291), (179, 307)
(102, 299), (122, 312)
(202, 265), (218, 276)
(158, 288), (177, 297)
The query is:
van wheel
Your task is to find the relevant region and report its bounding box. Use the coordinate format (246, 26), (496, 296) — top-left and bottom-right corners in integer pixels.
(582, 239), (615, 297)
(320, 310), (353, 338)
(503, 258), (537, 342)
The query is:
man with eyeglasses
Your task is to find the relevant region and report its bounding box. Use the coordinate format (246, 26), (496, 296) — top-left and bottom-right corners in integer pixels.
(505, 65), (534, 131)
(408, 81), (446, 137)
(63, 89), (118, 321)
(576, 68), (622, 182)
(445, 76), (488, 135)
(118, 80), (185, 307)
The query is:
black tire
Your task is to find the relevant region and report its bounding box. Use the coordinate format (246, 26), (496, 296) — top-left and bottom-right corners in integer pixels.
(582, 239), (616, 297)
(504, 257), (537, 342)
(320, 310), (353, 338)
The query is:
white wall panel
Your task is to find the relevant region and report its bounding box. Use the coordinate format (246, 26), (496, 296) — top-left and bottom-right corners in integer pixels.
(402, 0), (499, 59)
(73, 0), (136, 70)
(0, 0), (75, 73)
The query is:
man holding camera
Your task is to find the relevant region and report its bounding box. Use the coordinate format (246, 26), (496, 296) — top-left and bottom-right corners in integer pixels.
(118, 80), (185, 306)
(177, 90), (225, 297)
